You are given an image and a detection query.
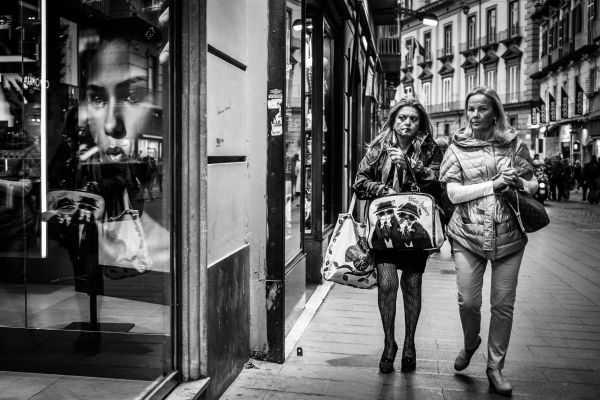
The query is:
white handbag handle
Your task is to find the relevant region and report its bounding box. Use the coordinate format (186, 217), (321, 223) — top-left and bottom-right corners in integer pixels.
(347, 193), (357, 214)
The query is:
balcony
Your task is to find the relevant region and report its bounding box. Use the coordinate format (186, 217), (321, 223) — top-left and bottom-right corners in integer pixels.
(504, 92), (522, 104)
(416, 52), (433, 67)
(377, 37), (401, 56)
(459, 38), (480, 55)
(436, 46), (454, 62)
(498, 26), (523, 44)
(425, 100), (462, 115)
(480, 32), (499, 51)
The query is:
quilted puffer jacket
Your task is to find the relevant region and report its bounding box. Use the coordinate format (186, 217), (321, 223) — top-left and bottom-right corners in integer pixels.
(353, 131), (443, 200)
(439, 127), (534, 260)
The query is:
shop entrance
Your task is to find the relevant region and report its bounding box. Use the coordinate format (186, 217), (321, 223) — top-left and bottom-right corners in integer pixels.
(0, 0), (174, 395)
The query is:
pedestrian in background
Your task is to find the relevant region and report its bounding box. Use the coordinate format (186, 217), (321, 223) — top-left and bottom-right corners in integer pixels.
(440, 86), (538, 397)
(583, 155), (600, 204)
(549, 156), (564, 201)
(353, 97), (443, 374)
(573, 160), (583, 193)
(561, 158), (572, 200)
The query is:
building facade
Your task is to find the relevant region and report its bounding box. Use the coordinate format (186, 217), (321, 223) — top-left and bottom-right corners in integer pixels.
(397, 0), (536, 146)
(530, 0), (600, 163)
(0, 0), (387, 399)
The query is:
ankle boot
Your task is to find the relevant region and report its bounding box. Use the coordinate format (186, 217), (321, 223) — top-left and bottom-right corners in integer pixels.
(486, 368), (512, 397)
(454, 335), (481, 371)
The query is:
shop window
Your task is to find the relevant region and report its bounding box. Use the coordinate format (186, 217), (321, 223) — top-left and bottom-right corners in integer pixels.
(284, 3), (303, 261)
(0, 0), (174, 395)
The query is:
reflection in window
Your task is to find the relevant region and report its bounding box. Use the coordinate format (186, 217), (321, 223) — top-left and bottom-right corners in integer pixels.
(285, 4), (303, 261)
(322, 21), (333, 229)
(0, 0), (173, 390)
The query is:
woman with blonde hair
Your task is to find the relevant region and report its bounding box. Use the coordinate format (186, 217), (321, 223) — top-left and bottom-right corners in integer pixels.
(440, 86), (538, 396)
(353, 96), (443, 373)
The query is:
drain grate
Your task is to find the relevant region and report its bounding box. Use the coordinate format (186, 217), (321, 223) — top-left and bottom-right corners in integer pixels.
(440, 269), (456, 275)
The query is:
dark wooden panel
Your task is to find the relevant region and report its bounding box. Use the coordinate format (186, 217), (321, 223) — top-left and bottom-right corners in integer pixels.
(205, 246), (250, 400)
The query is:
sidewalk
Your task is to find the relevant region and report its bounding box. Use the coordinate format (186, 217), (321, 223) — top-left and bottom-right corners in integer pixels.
(221, 199), (600, 399)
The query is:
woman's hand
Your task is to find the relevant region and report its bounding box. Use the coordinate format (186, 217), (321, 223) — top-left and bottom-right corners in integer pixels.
(492, 168), (521, 191)
(389, 148), (409, 169)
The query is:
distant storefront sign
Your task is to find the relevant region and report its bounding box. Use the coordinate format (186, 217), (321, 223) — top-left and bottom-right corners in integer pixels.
(575, 82), (584, 115)
(549, 93), (556, 122)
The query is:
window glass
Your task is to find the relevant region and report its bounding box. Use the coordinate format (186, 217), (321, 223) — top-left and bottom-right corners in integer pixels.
(442, 77), (452, 111)
(487, 8), (497, 41)
(509, 1), (519, 33)
(0, 0), (173, 390)
(285, 3), (303, 261)
(467, 16), (476, 48)
(421, 82), (430, 107)
(444, 25), (452, 54)
(322, 20), (333, 229)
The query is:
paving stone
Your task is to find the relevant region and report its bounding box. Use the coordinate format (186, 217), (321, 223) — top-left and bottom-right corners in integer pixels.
(221, 199), (600, 400)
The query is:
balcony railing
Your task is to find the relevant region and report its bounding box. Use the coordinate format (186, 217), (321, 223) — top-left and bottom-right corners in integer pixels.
(417, 52), (433, 64)
(574, 32), (588, 51)
(377, 24), (400, 38)
(425, 100), (462, 114)
(541, 53), (552, 70)
(558, 41), (574, 59)
(504, 92), (522, 104)
(459, 38), (480, 53)
(498, 26), (522, 42)
(481, 32), (498, 46)
(436, 46), (454, 59)
(378, 37), (401, 55)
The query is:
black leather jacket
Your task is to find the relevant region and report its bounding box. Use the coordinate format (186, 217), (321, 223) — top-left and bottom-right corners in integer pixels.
(353, 132), (443, 200)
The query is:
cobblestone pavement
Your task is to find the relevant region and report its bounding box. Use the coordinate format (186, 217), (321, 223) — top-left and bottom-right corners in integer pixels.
(544, 191), (600, 231)
(221, 194), (600, 400)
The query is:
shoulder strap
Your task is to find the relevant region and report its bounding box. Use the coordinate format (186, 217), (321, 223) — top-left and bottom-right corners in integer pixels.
(402, 154), (421, 192)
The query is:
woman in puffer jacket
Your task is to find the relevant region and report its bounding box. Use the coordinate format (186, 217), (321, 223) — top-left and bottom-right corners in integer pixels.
(353, 97), (443, 374)
(439, 86), (537, 397)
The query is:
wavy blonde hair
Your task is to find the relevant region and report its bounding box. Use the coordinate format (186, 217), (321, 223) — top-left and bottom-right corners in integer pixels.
(368, 96), (434, 151)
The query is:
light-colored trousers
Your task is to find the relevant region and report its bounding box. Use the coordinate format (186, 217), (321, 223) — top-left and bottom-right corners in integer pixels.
(453, 242), (525, 370)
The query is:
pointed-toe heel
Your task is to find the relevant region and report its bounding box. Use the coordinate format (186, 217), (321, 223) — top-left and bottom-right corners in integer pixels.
(379, 342), (398, 373)
(400, 356), (416, 372)
(487, 368), (512, 397)
(454, 335), (482, 371)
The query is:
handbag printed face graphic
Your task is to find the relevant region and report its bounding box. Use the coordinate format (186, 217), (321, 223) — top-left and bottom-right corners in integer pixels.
(42, 190), (105, 224)
(368, 194), (441, 250)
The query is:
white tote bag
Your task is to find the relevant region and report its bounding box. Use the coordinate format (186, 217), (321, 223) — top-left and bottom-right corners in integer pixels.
(321, 194), (377, 289)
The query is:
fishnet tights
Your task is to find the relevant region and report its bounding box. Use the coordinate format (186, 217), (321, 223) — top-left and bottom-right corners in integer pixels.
(377, 262), (423, 359)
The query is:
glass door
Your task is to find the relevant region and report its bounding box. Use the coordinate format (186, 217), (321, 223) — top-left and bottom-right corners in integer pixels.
(0, 0), (174, 391)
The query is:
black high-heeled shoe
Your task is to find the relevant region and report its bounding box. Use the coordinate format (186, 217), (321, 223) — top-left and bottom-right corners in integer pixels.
(487, 368), (512, 397)
(400, 342), (416, 372)
(379, 342), (398, 373)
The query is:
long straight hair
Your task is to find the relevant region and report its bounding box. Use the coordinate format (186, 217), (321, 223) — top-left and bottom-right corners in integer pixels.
(368, 96), (434, 151)
(464, 86), (511, 137)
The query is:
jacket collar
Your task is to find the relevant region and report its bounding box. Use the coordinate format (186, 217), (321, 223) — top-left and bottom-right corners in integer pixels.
(452, 127), (519, 148)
